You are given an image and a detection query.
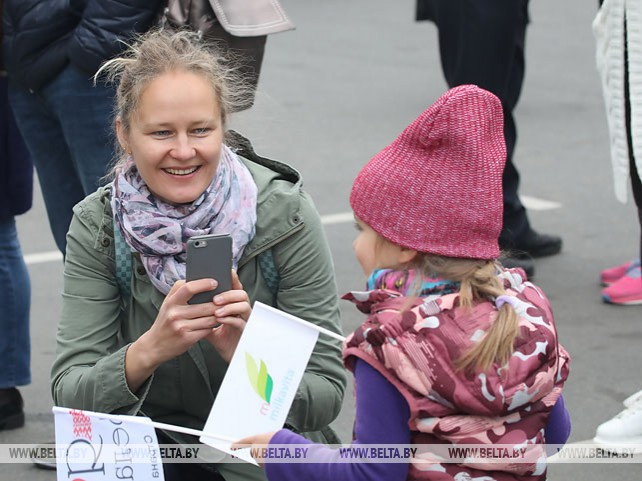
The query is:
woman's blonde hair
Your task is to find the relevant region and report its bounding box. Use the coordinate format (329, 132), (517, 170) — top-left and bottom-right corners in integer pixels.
(408, 254), (520, 373)
(96, 28), (251, 176)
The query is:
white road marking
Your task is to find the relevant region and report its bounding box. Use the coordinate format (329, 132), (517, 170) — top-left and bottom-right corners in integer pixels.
(24, 251), (63, 265)
(320, 212), (354, 225)
(520, 195), (562, 211)
(23, 196), (563, 266)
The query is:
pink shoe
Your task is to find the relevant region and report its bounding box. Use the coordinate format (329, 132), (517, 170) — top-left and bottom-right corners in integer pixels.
(602, 265), (642, 305)
(600, 259), (640, 286)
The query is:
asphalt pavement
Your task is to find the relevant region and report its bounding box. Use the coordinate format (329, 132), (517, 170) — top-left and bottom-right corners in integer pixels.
(3, 1), (642, 479)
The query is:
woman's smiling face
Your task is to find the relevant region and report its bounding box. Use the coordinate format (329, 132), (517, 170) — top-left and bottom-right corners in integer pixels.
(117, 70), (224, 205)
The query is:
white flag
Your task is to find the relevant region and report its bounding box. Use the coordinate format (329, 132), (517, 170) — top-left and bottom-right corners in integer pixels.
(200, 301), (321, 463)
(53, 406), (164, 481)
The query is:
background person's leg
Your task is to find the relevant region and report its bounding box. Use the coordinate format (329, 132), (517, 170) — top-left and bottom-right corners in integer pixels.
(601, 19), (642, 305)
(51, 65), (116, 195)
(9, 65), (116, 254)
(8, 82), (84, 255)
(434, 0), (529, 240)
(0, 217), (31, 431)
(204, 23), (267, 112)
(429, 0), (561, 259)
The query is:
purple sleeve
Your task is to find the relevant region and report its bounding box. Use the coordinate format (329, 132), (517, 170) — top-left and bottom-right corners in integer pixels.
(544, 395), (571, 449)
(265, 359), (411, 481)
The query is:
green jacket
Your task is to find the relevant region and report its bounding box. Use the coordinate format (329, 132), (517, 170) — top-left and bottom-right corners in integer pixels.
(51, 140), (347, 481)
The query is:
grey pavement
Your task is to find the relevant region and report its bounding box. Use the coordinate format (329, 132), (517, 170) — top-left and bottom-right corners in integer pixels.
(3, 1), (641, 479)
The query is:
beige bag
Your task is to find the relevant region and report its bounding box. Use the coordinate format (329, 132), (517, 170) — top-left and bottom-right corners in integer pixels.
(160, 0), (294, 38)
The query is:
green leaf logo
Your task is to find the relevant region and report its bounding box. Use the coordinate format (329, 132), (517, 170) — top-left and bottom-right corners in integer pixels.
(245, 352), (274, 404)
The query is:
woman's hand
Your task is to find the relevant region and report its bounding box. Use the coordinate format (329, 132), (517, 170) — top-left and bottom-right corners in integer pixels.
(231, 431), (277, 467)
(125, 278), (225, 391)
(205, 270), (252, 363)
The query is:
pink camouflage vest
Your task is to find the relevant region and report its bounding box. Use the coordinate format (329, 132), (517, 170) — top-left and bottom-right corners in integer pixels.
(342, 268), (570, 481)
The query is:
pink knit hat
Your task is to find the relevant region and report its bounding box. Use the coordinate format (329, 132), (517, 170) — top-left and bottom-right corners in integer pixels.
(350, 85), (506, 259)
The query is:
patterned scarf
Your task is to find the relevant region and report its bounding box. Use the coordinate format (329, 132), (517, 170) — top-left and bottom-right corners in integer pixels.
(366, 268), (460, 298)
(111, 145), (258, 294)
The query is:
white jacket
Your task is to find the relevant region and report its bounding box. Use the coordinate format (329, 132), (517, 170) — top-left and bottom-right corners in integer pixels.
(593, 0), (642, 203)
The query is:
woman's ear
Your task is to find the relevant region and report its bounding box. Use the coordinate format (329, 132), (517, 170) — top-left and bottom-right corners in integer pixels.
(115, 118), (130, 154)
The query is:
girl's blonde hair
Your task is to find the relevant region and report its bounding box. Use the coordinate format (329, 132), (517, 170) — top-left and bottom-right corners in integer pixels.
(374, 234), (520, 373)
(96, 28), (251, 176)
(414, 255), (520, 373)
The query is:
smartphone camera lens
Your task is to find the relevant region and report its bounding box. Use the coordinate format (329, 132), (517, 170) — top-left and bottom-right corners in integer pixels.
(194, 240), (207, 248)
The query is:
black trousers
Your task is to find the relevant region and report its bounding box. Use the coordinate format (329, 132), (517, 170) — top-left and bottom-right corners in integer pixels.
(204, 23), (267, 112)
(420, 0), (531, 244)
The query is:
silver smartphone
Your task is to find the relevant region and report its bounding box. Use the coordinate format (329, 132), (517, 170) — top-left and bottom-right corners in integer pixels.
(186, 234), (233, 305)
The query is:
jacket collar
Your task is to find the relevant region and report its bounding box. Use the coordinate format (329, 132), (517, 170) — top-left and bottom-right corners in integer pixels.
(234, 150), (305, 265)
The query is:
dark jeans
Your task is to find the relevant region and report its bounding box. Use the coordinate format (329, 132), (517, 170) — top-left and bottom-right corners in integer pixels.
(0, 218), (30, 388)
(426, 0), (532, 243)
(8, 64), (116, 255)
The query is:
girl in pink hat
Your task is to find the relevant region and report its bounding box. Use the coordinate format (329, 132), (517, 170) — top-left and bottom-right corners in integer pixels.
(234, 85), (571, 481)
